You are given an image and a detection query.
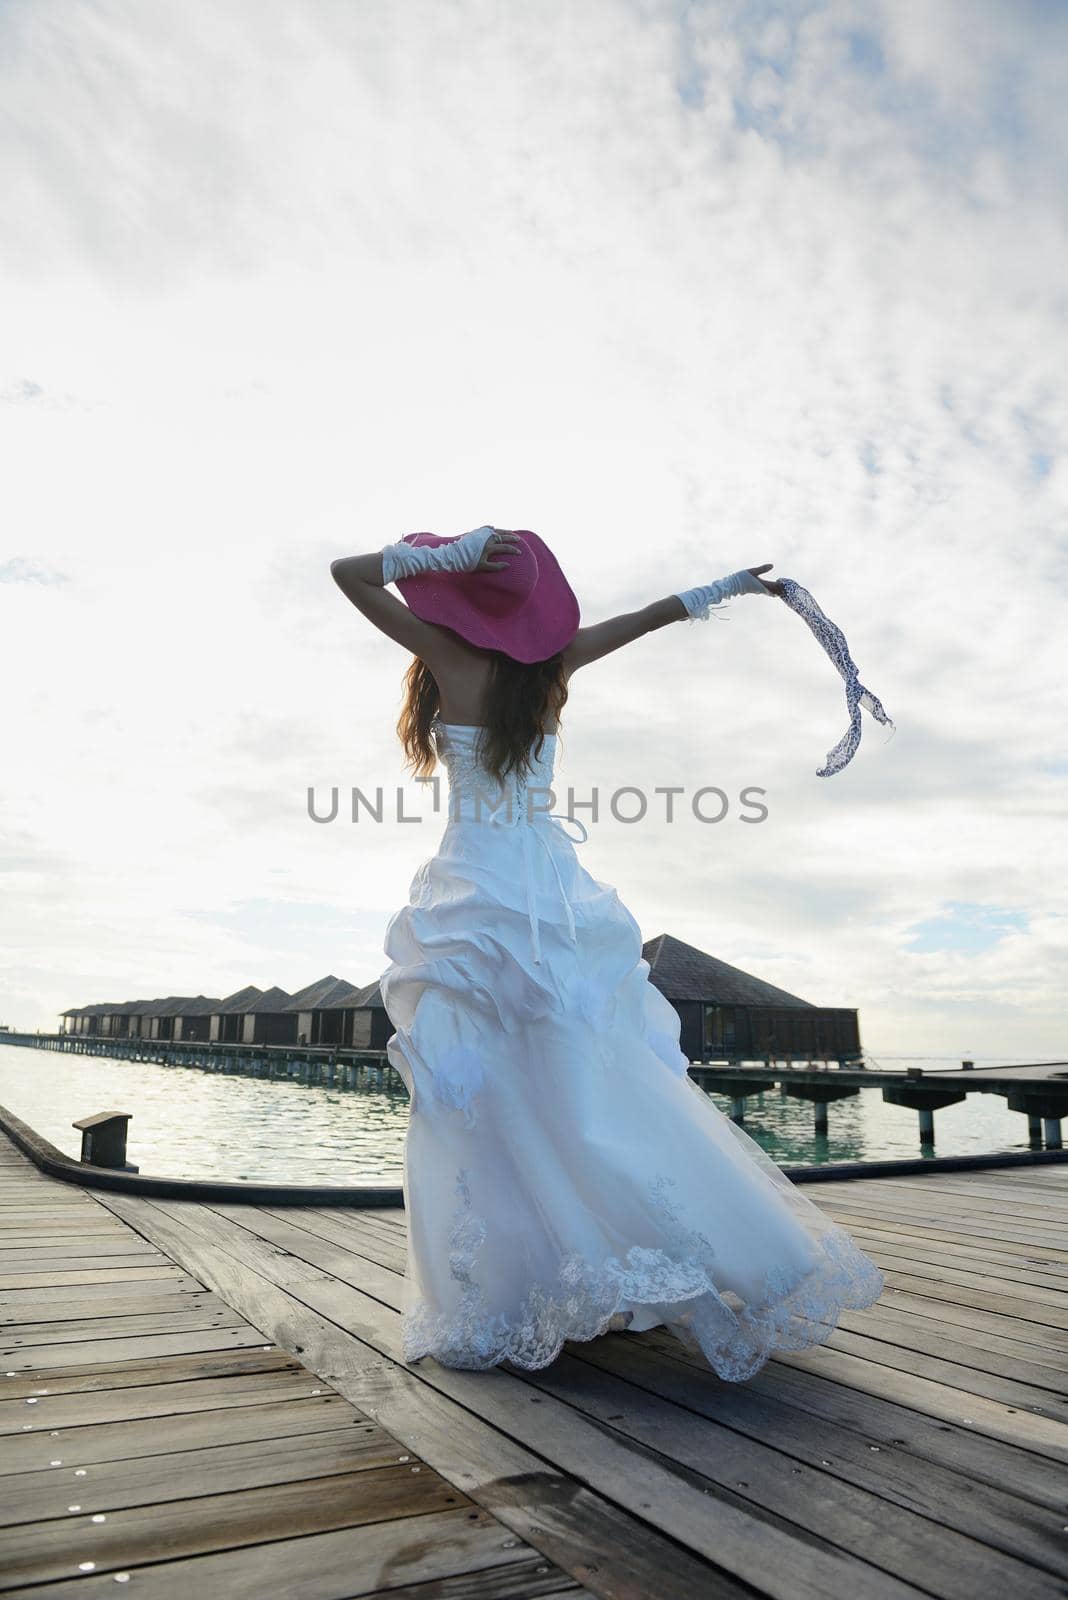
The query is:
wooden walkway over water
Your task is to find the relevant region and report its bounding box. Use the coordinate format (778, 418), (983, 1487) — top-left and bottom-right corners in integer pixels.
(2, 1132), (1067, 1597)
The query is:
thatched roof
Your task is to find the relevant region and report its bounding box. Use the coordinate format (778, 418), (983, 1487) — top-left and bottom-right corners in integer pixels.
(214, 986), (264, 1016)
(245, 986), (293, 1014)
(641, 934), (815, 1009)
(139, 996), (199, 1018)
(173, 995), (223, 1016)
(63, 976), (390, 1022)
(285, 975), (364, 1012)
(352, 980), (386, 1009)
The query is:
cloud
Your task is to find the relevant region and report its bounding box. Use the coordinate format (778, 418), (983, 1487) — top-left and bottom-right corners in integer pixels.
(0, 0), (1064, 1054)
(0, 557), (69, 585)
(904, 901), (1030, 955)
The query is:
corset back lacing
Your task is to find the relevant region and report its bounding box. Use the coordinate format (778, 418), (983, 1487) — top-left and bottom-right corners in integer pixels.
(432, 719), (588, 965)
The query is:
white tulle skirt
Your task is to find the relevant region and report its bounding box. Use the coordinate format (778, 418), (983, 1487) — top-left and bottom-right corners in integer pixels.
(378, 808), (885, 1381)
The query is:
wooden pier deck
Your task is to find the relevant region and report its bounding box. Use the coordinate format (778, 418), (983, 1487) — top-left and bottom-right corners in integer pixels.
(2, 1132), (1067, 1598)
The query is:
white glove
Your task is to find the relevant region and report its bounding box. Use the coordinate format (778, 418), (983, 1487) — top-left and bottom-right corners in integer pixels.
(675, 568), (769, 622)
(381, 526), (496, 586)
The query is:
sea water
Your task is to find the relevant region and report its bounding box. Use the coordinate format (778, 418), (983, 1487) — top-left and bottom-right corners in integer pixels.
(0, 1042), (1054, 1186)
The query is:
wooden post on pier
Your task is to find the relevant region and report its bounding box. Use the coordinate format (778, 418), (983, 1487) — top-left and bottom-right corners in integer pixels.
(71, 1111), (139, 1172)
(881, 1078), (967, 1150)
(783, 1082), (860, 1138)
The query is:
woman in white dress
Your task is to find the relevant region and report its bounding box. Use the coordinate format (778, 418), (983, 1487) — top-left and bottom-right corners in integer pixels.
(330, 525), (885, 1380)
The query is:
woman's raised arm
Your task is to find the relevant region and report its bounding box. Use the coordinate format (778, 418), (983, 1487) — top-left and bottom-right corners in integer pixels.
(329, 528), (521, 659)
(562, 565), (780, 675)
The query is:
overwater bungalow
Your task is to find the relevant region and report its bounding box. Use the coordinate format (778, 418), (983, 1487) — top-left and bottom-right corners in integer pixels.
(74, 1003), (127, 1038)
(209, 987), (264, 1044)
(242, 986), (297, 1047)
(347, 980), (393, 1049)
(642, 933), (860, 1064)
(139, 997), (198, 1042)
(54, 932), (860, 1064)
(172, 995), (223, 1044)
(104, 1000), (155, 1039)
(60, 1006), (86, 1037)
(285, 975), (365, 1047)
(124, 1001), (160, 1040)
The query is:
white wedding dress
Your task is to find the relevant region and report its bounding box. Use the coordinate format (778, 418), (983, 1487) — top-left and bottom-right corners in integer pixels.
(378, 718), (885, 1379)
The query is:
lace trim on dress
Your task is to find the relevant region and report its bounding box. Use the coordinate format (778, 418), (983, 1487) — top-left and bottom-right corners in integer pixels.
(403, 1166), (886, 1380)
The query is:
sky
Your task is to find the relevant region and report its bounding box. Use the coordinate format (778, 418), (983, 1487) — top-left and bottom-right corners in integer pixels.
(1, 0), (1065, 1056)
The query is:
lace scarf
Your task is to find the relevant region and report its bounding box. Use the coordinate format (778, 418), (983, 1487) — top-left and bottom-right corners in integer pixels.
(780, 579), (895, 776)
(702, 577), (895, 776)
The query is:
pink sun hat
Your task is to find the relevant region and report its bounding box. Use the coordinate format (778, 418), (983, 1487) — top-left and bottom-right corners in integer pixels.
(394, 529), (581, 664)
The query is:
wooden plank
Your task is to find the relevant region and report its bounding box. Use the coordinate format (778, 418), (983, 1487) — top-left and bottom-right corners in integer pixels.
(0, 1367), (324, 1433)
(838, 1302), (1068, 1381)
(636, 1330), (1067, 1510)
(353, 1567), (589, 1599)
(0, 1304), (251, 1349)
(261, 1209), (1068, 1383)
(5, 1138), (1063, 1597)
(2, 1395), (368, 1474)
(814, 1188), (1068, 1240)
(817, 1173), (1068, 1204)
(0, 1290), (222, 1326)
(0, 1157), (584, 1592)
(0, 1240), (168, 1265)
(0, 1508), (573, 1600)
(212, 1194), (1068, 1462)
(875, 1177), (1068, 1211)
(855, 1256), (1068, 1321)
(512, 1348), (1063, 1599)
(0, 1266), (186, 1292)
(568, 1334), (1068, 1580)
(815, 1204), (1068, 1261)
(0, 1252), (166, 1274)
(0, 1462), (471, 1590)
(873, 1269), (1068, 1332)
(0, 1234), (148, 1252)
(837, 1231), (1068, 1292)
(0, 1347), (299, 1398)
(0, 1423), (400, 1527)
(871, 1286), (1068, 1354)
(264, 1206), (408, 1272)
(0, 1213), (123, 1226)
(813, 1198), (1068, 1256)
(805, 1211), (1068, 1268)
(816, 1326), (1068, 1420)
(937, 1171), (1068, 1191)
(0, 1206), (104, 1220)
(305, 1208), (1066, 1381)
(96, 1191), (926, 1600)
(2, 1324), (274, 1372)
(252, 1195), (1068, 1404)
(767, 1343), (1067, 1462)
(0, 1184), (93, 1197)
(0, 1272), (205, 1305)
(0, 1185), (76, 1199)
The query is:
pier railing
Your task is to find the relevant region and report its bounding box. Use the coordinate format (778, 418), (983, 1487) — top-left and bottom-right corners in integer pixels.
(0, 1030), (399, 1090)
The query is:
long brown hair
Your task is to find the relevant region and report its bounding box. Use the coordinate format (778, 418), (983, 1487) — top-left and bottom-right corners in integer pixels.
(397, 650), (569, 784)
